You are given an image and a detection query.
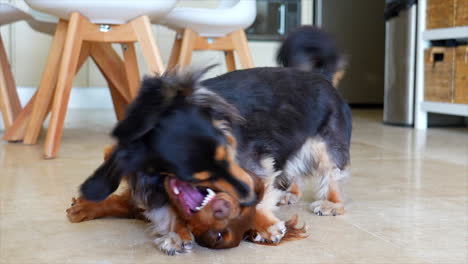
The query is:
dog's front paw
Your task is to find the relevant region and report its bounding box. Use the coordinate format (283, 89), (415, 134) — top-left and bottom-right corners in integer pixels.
(309, 200), (344, 216)
(154, 232), (193, 255)
(254, 221), (286, 244)
(66, 197), (99, 222)
(278, 192), (300, 206)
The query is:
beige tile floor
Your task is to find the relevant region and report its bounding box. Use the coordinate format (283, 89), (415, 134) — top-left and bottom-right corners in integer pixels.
(0, 109), (467, 264)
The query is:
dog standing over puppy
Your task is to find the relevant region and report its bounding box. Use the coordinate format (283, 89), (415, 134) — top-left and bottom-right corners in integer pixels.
(67, 26), (351, 254)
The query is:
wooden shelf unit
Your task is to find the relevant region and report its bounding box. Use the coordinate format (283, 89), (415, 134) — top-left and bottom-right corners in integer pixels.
(415, 0), (468, 129)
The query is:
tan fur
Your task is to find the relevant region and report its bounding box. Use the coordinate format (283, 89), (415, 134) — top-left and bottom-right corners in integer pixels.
(193, 171), (211, 181)
(66, 189), (143, 223)
(214, 146), (227, 161)
(253, 208), (282, 239)
(103, 145), (114, 160)
(332, 69), (346, 87)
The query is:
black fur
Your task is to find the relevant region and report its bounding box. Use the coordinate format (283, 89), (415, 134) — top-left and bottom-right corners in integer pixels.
(80, 151), (123, 201)
(277, 25), (343, 82)
(202, 67), (351, 172)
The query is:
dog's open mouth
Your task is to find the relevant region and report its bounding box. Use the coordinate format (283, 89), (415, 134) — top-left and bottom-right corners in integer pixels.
(169, 178), (216, 215)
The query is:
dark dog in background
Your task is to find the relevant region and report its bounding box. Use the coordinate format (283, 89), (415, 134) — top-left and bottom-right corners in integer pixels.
(66, 26), (351, 255)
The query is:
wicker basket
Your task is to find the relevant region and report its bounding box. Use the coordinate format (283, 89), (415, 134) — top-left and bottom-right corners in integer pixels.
(455, 46), (468, 103)
(427, 0), (455, 29)
(455, 0), (468, 26)
(424, 47), (455, 102)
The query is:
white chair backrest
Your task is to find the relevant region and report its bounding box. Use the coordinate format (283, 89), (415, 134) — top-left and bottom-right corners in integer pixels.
(25, 0), (177, 24)
(218, 0), (239, 8)
(224, 0), (256, 25)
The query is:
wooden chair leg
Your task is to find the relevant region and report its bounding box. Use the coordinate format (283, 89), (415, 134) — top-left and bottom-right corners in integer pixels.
(44, 12), (87, 159)
(98, 65), (128, 121)
(130, 16), (164, 74)
(178, 28), (196, 67)
(0, 34), (22, 129)
(89, 43), (131, 103)
(224, 51), (236, 71)
(8, 39), (89, 144)
(19, 20), (69, 144)
(108, 81), (128, 121)
(90, 43), (131, 121)
(168, 34), (182, 70)
(230, 29), (254, 69)
(121, 43), (140, 99)
(3, 93), (36, 141)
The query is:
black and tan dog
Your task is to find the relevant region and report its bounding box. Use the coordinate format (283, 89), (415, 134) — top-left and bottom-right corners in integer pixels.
(66, 26), (351, 254)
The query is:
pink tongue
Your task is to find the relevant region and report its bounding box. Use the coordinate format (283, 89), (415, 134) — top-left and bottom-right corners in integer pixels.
(177, 181), (204, 210)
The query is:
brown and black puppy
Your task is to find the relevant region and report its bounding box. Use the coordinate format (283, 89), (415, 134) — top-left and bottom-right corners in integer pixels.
(68, 146), (303, 254)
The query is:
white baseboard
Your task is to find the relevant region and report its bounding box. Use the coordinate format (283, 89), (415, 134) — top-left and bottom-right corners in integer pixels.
(17, 86), (114, 109)
(1, 86), (113, 130)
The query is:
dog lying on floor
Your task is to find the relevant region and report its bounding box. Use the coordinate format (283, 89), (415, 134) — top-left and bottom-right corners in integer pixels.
(66, 26), (351, 255)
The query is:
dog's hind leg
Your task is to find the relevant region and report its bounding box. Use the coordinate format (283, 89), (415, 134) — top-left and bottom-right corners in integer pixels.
(309, 165), (348, 216)
(280, 137), (348, 215)
(66, 188), (144, 222)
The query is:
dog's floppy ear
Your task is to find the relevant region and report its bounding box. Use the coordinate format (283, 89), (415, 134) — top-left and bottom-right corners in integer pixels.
(112, 65), (216, 144)
(112, 76), (170, 144)
(80, 151), (123, 201)
(189, 88), (244, 123)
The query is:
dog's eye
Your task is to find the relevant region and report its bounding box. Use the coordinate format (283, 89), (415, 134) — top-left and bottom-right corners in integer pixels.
(216, 232), (223, 242)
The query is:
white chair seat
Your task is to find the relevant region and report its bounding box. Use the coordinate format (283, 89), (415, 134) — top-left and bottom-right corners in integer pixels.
(0, 4), (33, 25)
(161, 0), (256, 37)
(0, 3), (57, 35)
(25, 0), (177, 24)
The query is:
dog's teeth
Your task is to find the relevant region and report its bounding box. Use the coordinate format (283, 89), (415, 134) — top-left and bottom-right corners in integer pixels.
(207, 188), (215, 197)
(195, 189), (217, 211)
(173, 186), (180, 195)
(203, 194), (213, 204)
(196, 203), (207, 211)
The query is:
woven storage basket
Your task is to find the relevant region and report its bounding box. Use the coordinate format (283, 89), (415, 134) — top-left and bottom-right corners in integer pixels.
(455, 46), (468, 103)
(455, 0), (468, 26)
(427, 0), (455, 29)
(424, 47), (456, 102)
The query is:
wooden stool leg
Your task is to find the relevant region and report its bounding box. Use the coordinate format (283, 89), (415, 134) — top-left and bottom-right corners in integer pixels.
(224, 51), (236, 72)
(20, 20), (69, 144)
(130, 16), (164, 74)
(231, 29), (254, 69)
(44, 12), (86, 159)
(0, 34), (22, 129)
(178, 28), (196, 67)
(167, 34), (182, 70)
(121, 43), (140, 99)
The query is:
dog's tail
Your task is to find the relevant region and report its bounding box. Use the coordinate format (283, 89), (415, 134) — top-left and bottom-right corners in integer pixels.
(276, 25), (346, 85)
